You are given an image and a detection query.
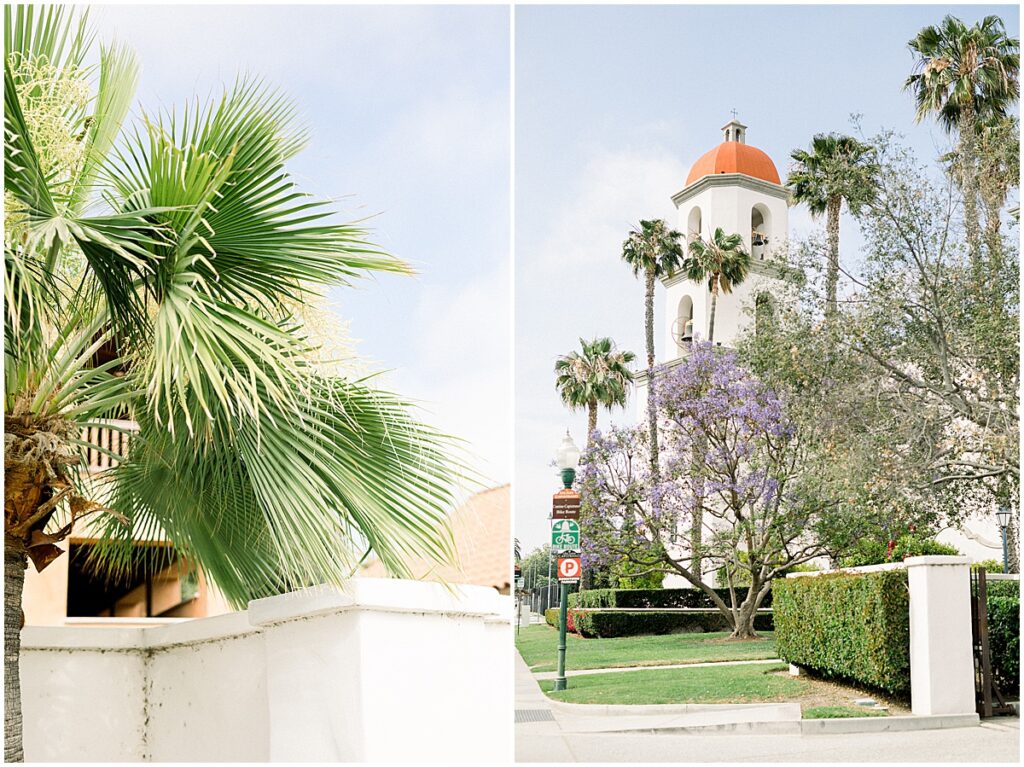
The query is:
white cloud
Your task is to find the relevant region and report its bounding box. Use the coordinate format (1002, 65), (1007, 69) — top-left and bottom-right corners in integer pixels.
(516, 144), (688, 550)
(386, 263), (511, 489)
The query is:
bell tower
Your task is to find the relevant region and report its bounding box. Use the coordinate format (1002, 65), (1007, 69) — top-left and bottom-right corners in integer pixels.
(664, 119), (789, 358)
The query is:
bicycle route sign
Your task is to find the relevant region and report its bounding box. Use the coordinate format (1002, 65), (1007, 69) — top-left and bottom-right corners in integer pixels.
(550, 519), (580, 552)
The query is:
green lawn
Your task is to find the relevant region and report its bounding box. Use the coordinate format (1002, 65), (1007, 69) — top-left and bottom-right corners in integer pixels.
(516, 623), (777, 673)
(538, 662), (801, 705)
(803, 706), (888, 719)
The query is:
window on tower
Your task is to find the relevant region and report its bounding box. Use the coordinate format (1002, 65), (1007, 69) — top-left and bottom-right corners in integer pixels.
(687, 206), (702, 244)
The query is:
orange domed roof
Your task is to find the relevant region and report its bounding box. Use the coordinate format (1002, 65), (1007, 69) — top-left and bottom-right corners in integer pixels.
(685, 141), (781, 186)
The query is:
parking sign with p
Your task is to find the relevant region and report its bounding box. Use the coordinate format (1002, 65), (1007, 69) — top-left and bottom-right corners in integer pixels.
(557, 557), (581, 582)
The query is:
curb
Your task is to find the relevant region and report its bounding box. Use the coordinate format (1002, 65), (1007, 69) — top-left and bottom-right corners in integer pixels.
(547, 699), (799, 718)
(582, 721), (802, 736)
(799, 713), (980, 734)
(532, 658), (783, 680)
(563, 713), (982, 737)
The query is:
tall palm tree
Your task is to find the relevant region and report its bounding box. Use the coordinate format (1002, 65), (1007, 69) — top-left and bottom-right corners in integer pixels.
(4, 8), (463, 760)
(683, 228), (751, 344)
(787, 134), (877, 320)
(554, 337), (635, 444)
(905, 14), (1019, 269)
(680, 229), (750, 576)
(621, 220), (684, 479)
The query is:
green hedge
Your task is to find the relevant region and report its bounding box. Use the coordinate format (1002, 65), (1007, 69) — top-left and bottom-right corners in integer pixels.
(986, 580), (1020, 696)
(773, 571), (910, 697)
(569, 609), (774, 638)
(543, 608), (559, 628)
(569, 587), (772, 610)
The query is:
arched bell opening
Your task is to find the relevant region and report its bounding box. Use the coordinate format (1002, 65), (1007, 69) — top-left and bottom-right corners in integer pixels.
(751, 204), (772, 260)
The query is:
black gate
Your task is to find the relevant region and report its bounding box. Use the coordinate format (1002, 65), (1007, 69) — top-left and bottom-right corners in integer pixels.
(969, 568), (1015, 717)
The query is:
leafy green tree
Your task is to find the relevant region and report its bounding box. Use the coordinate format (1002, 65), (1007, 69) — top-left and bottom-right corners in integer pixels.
(4, 8), (464, 759)
(787, 133), (878, 320)
(621, 220), (684, 482)
(905, 14), (1019, 269)
(682, 227), (751, 343)
(554, 337), (635, 444)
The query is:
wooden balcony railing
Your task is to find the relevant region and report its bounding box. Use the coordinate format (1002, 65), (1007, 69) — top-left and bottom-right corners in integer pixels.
(80, 419), (139, 474)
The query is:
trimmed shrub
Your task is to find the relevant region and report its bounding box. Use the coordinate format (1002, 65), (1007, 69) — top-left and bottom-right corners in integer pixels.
(841, 534), (960, 568)
(773, 570), (910, 697)
(986, 580), (1020, 696)
(543, 608), (559, 628)
(976, 559), (1008, 574)
(569, 586), (772, 610)
(569, 609), (774, 638)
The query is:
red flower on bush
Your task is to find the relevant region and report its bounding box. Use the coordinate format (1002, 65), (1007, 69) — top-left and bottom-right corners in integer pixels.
(566, 608), (576, 633)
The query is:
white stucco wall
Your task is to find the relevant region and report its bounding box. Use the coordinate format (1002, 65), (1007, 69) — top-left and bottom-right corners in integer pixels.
(20, 579), (511, 762)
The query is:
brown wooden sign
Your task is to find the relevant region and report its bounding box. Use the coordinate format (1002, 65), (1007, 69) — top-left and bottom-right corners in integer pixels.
(551, 488), (581, 520)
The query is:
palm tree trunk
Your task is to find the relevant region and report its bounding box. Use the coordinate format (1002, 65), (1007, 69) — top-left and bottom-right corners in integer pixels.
(958, 102), (983, 277)
(5, 535), (26, 762)
(707, 274), (720, 343)
(982, 184), (1005, 279)
(690, 438), (705, 578)
(644, 267), (660, 484)
(586, 401), (598, 446)
(825, 195), (841, 320)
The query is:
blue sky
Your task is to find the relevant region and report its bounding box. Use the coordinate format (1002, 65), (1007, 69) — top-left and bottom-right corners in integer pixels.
(515, 3), (1020, 551)
(93, 5), (511, 491)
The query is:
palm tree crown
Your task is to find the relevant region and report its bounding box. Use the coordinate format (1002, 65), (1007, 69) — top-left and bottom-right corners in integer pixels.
(683, 227), (751, 343)
(554, 337), (635, 443)
(621, 219), (685, 284)
(787, 134), (878, 217)
(787, 133), (877, 319)
(905, 14), (1019, 130)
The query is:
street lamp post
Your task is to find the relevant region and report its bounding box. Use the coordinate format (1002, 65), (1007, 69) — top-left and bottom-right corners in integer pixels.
(552, 431), (581, 693)
(996, 506), (1011, 574)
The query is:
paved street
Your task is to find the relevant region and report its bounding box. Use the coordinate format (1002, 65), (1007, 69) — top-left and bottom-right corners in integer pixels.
(515, 651), (1021, 763)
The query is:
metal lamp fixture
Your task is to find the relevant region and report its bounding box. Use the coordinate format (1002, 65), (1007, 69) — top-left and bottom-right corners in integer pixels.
(555, 430), (581, 489)
(996, 506), (1012, 574)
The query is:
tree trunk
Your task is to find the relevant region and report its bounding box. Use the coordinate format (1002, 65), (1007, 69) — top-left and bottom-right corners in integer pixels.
(644, 267), (660, 485)
(728, 584), (767, 640)
(587, 401), (598, 446)
(707, 274), (719, 343)
(982, 185), (1005, 280)
(689, 435), (706, 579)
(5, 535), (26, 762)
(958, 102), (983, 277)
(825, 195), (841, 321)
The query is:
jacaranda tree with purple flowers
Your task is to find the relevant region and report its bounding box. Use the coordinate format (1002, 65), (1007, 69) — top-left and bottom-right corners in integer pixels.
(579, 343), (833, 639)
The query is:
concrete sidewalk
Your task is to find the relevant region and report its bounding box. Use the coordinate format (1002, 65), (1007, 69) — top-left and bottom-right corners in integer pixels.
(515, 650), (1014, 762)
(531, 657), (782, 680)
(515, 652), (576, 761)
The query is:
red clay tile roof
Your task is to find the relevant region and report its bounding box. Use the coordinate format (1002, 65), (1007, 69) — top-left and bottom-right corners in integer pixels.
(685, 141), (781, 186)
(360, 485), (510, 592)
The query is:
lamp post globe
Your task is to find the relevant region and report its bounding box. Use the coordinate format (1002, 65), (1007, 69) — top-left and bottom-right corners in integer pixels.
(555, 430), (581, 489)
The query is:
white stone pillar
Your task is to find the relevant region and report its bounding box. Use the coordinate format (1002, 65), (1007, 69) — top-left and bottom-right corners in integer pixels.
(905, 555), (975, 716)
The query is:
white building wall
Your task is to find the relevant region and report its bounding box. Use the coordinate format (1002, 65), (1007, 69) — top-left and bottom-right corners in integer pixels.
(20, 629), (147, 762)
(20, 579), (511, 763)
